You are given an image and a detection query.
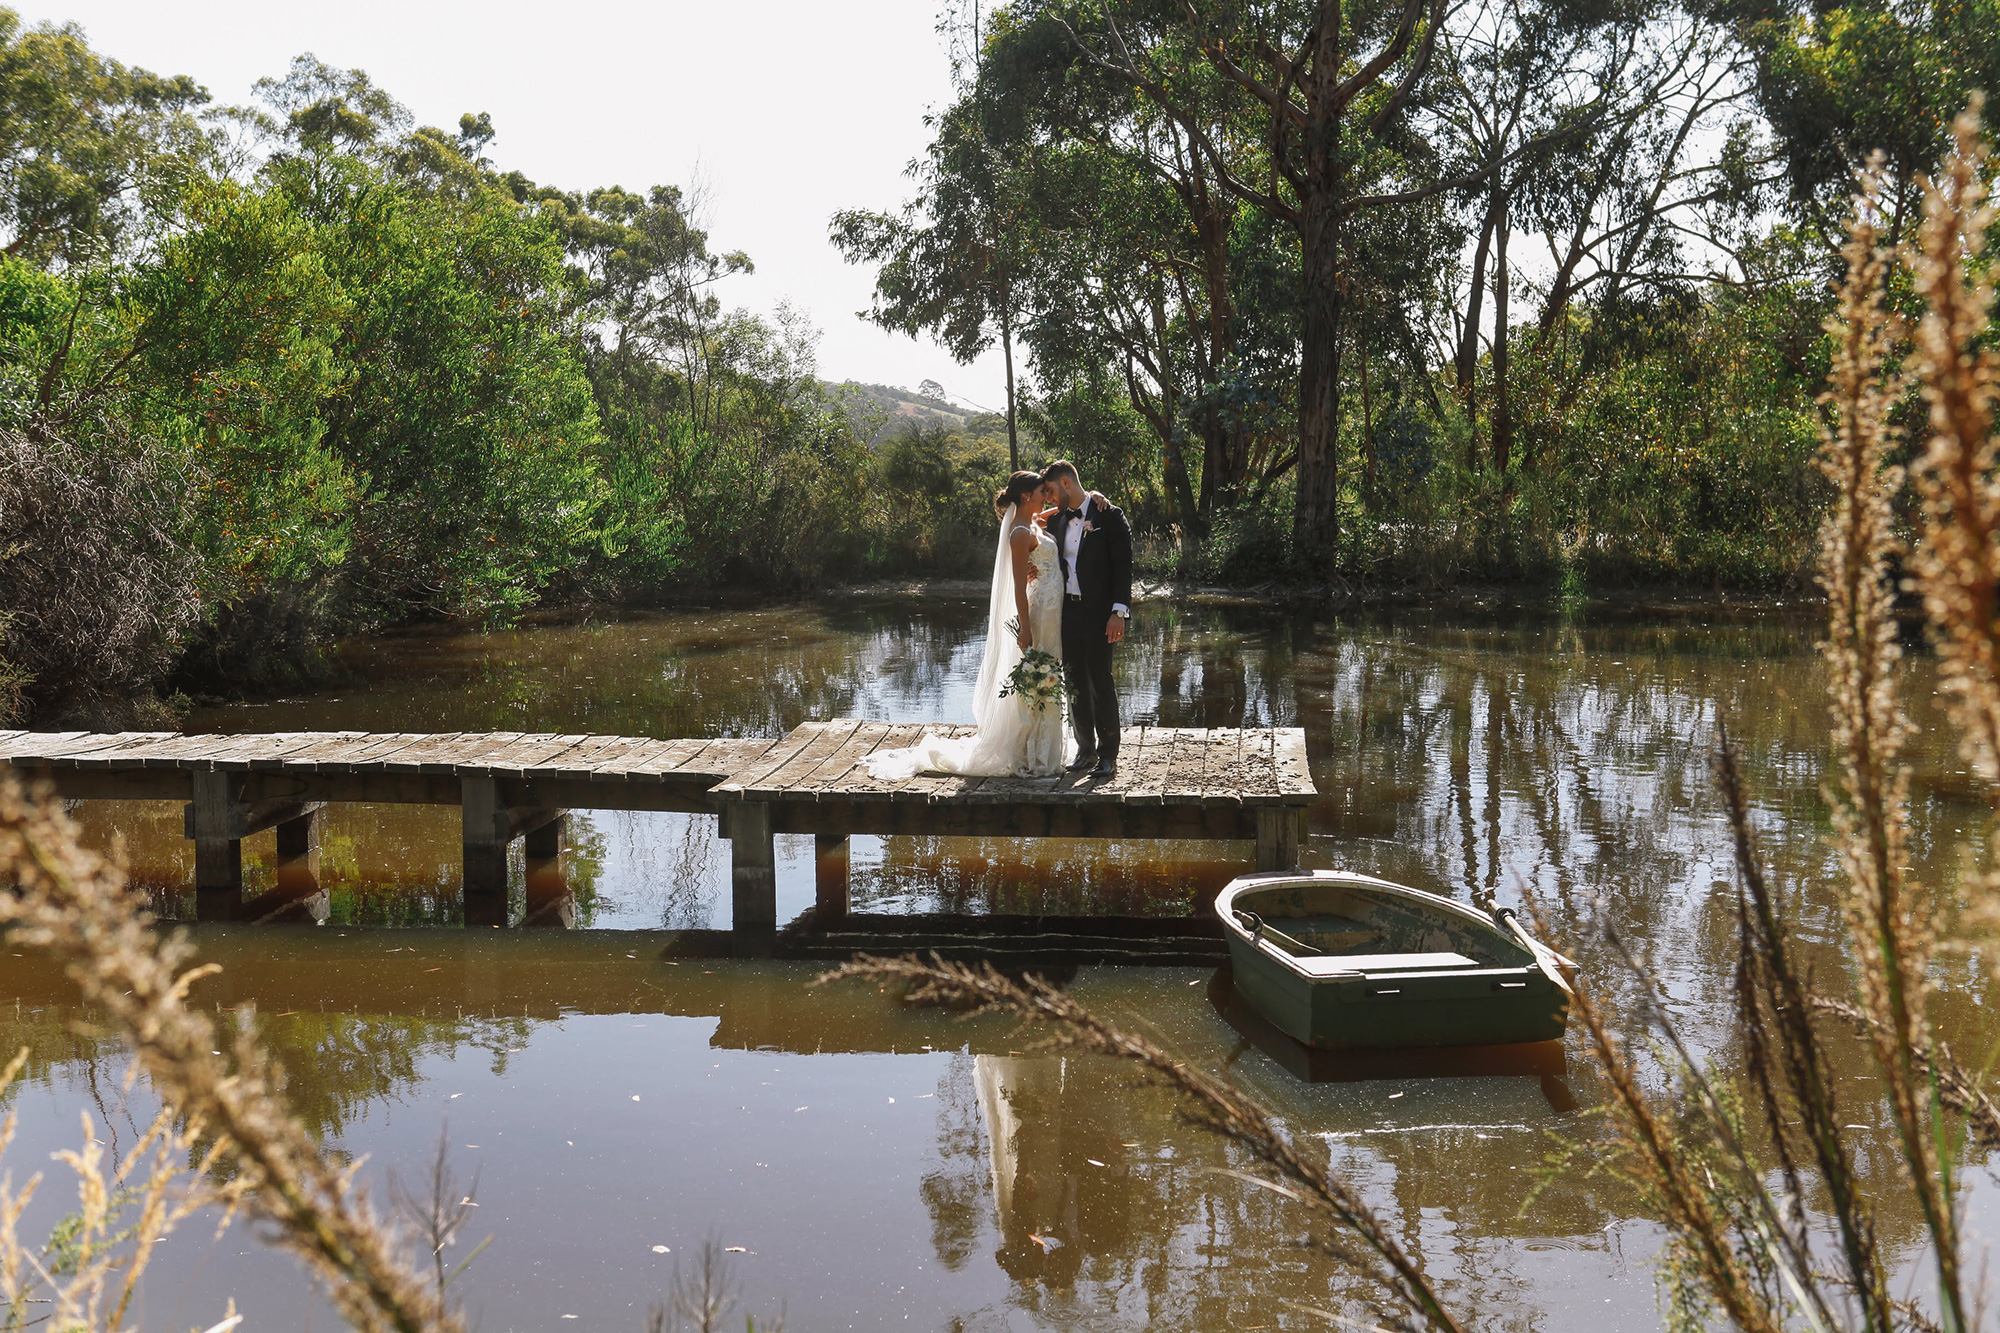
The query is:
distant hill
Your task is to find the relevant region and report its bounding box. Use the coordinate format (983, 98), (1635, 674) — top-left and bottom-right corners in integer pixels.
(834, 381), (972, 444)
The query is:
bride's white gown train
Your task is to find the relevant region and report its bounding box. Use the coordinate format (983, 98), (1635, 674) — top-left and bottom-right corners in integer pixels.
(864, 508), (1070, 780)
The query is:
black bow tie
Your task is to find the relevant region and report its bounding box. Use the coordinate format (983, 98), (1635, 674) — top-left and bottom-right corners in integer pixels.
(1063, 507), (1083, 520)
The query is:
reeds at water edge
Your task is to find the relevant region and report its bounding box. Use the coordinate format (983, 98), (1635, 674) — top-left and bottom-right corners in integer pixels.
(1560, 100), (2000, 1333)
(0, 778), (457, 1333)
(0, 1046), (238, 1332)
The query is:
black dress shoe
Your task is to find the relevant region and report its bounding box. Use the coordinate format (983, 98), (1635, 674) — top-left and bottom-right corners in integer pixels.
(1066, 753), (1098, 773)
(1091, 756), (1117, 779)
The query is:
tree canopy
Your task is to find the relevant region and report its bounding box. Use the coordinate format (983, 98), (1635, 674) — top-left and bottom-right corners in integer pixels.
(836, 0), (1996, 575)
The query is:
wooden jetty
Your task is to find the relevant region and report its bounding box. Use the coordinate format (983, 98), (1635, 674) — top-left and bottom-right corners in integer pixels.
(0, 721), (1315, 956)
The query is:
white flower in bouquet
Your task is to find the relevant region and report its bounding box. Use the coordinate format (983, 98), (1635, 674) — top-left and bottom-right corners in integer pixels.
(999, 620), (1066, 712)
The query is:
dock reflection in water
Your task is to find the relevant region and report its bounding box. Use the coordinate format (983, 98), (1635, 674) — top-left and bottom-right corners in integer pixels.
(7, 590), (2000, 1328)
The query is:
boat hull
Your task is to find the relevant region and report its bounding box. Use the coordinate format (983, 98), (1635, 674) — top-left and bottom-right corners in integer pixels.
(1218, 872), (1570, 1051)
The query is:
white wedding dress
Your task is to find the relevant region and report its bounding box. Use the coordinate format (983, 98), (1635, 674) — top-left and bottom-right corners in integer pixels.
(864, 505), (1070, 779)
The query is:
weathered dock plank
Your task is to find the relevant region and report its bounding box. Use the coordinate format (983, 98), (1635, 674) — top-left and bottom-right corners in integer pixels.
(594, 735), (703, 779)
(538, 735), (640, 781)
(754, 718), (867, 797)
(1160, 727), (1210, 803)
(791, 720), (892, 794)
(1120, 725), (1169, 803)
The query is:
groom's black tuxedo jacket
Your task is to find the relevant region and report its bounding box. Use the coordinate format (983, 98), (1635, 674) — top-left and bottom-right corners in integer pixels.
(1051, 498), (1134, 619)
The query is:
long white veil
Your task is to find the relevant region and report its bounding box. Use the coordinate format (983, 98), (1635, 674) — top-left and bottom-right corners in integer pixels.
(970, 503), (1023, 728)
(863, 504), (1029, 779)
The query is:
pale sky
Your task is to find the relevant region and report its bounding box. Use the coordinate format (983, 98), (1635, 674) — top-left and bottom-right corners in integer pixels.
(17, 0), (1011, 407)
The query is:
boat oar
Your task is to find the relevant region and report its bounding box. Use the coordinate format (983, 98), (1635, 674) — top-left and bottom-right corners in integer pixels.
(1233, 909), (1318, 958)
(1490, 906), (1578, 990)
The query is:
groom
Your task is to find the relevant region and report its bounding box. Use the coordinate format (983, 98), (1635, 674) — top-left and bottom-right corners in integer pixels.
(1042, 460), (1132, 779)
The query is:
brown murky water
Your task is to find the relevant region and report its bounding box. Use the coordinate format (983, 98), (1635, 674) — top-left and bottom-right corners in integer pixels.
(4, 588), (1995, 1330)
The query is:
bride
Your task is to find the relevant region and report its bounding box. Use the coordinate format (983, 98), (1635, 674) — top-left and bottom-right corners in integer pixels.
(865, 470), (1072, 779)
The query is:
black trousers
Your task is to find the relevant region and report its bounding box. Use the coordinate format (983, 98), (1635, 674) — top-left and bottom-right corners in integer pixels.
(1061, 598), (1119, 759)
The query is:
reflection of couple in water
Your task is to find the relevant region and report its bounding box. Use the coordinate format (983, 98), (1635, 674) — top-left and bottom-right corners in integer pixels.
(865, 460), (1133, 783)
(975, 1054), (1133, 1289)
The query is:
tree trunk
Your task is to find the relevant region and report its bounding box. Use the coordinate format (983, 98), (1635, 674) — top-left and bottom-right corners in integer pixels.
(1288, 0), (1349, 564)
(1000, 302), (1019, 473)
(1191, 159), (1236, 524)
(1456, 185), (1503, 474)
(1455, 191), (1500, 399)
(1490, 202), (1512, 476)
(1292, 187), (1343, 560)
(1150, 295), (1203, 532)
(1359, 327), (1377, 494)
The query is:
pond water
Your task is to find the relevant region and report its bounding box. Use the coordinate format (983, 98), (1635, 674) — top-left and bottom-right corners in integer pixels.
(4, 586), (1996, 1330)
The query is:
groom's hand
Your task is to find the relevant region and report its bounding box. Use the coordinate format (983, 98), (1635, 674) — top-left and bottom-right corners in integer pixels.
(1105, 614), (1126, 644)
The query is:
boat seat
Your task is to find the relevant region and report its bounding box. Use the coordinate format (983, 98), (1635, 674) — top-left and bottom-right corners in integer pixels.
(1287, 950), (1481, 977)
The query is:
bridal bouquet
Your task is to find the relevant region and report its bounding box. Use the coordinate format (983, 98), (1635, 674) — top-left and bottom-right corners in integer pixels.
(1000, 620), (1065, 712)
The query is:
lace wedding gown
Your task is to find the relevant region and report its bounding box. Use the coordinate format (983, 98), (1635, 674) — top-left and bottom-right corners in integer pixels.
(864, 510), (1070, 779)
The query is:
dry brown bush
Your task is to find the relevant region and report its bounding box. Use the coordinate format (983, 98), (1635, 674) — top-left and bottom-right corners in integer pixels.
(0, 427), (204, 724)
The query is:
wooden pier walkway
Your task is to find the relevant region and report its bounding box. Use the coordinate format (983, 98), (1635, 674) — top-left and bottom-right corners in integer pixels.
(0, 721), (1315, 954)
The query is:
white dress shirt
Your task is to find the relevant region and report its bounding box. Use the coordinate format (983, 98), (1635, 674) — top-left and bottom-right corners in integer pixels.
(1063, 495), (1129, 616)
(1062, 495), (1089, 596)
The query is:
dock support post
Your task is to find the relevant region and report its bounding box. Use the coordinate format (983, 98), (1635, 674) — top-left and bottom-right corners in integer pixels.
(523, 813), (573, 928)
(524, 814), (564, 861)
(186, 774), (327, 918)
(462, 779), (568, 926)
(814, 833), (849, 927)
(722, 802), (777, 956)
(189, 771), (244, 897)
(275, 805), (322, 862)
(461, 777), (511, 900)
(1255, 807), (1302, 872)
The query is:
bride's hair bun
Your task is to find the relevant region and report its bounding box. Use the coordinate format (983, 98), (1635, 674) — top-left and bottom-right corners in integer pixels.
(994, 470), (1043, 519)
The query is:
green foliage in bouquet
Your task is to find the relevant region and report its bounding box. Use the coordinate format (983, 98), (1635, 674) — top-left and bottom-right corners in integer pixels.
(999, 619), (1065, 712)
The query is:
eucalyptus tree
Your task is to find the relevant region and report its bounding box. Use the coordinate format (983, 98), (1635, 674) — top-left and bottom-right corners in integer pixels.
(1012, 138), (1205, 524)
(973, 5), (1296, 533)
(1717, 0), (1999, 246)
(548, 184), (752, 439)
(1518, 14), (1774, 333)
(248, 54), (412, 155)
(1433, 0), (1632, 473)
(1039, 0), (1463, 560)
(0, 10), (211, 265)
(831, 96), (1034, 471)
(1432, 0), (1768, 473)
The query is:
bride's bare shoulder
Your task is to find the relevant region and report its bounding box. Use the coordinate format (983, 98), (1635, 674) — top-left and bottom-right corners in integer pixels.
(1009, 523), (1038, 548)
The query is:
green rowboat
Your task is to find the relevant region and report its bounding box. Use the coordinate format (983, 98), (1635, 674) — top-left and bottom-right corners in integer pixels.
(1216, 871), (1574, 1050)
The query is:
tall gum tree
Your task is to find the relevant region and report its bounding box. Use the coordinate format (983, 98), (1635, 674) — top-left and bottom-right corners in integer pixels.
(1049, 0), (1462, 561)
(831, 99), (1033, 472)
(0, 12), (211, 265)
(978, 7), (1298, 532)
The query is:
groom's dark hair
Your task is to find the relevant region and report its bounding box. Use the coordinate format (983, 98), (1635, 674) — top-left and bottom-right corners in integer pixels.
(1040, 459), (1079, 485)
